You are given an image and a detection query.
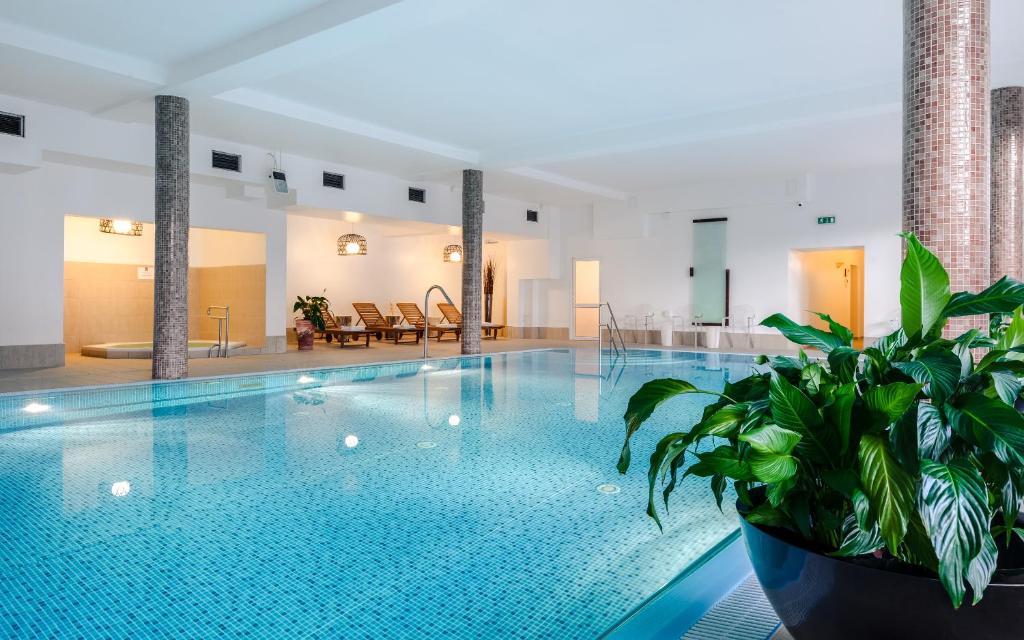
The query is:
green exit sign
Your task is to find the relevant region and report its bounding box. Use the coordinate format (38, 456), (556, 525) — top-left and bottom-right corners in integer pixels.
(817, 216), (837, 225)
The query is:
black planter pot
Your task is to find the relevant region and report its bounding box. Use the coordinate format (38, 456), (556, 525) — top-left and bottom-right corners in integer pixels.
(739, 515), (1024, 640)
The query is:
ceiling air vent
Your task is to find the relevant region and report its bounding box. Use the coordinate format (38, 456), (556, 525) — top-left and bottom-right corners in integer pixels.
(526, 209), (539, 223)
(323, 171), (345, 190)
(408, 187), (426, 203)
(211, 150), (241, 172)
(0, 111), (25, 137)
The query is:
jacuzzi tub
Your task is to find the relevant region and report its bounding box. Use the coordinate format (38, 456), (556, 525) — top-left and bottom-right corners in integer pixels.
(81, 340), (246, 359)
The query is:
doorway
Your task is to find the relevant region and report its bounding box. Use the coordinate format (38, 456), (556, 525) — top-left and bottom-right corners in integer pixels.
(790, 247), (865, 341)
(572, 259), (601, 340)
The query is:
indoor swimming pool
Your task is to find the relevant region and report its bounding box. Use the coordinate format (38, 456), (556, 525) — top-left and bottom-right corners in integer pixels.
(0, 349), (755, 639)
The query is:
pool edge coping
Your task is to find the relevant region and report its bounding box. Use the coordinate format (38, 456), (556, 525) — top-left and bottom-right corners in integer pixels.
(0, 346), (762, 399)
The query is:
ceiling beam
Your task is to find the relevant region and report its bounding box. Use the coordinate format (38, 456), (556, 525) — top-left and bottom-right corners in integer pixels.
(503, 167), (628, 201)
(0, 19), (166, 85)
(216, 88), (479, 164)
(481, 84), (900, 169)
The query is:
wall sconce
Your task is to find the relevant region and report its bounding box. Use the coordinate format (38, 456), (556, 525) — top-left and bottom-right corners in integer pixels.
(444, 244), (463, 263)
(99, 219), (143, 236)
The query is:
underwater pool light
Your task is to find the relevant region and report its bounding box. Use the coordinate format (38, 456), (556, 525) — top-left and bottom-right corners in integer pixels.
(343, 434), (360, 448)
(23, 402), (51, 414)
(110, 481), (131, 498)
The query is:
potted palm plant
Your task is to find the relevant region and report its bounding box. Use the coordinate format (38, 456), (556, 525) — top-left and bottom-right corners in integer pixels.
(619, 233), (1024, 639)
(293, 294), (329, 351)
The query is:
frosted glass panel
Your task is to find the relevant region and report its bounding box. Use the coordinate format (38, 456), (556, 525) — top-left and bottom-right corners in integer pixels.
(574, 307), (600, 339)
(574, 260), (600, 304)
(692, 221), (727, 324)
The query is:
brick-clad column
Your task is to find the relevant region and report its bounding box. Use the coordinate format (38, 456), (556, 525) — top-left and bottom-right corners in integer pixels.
(461, 169), (483, 355)
(992, 87), (1024, 281)
(152, 95), (190, 379)
(903, 0), (990, 335)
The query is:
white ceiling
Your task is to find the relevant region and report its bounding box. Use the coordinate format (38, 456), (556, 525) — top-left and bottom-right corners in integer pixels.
(1, 0), (1022, 202)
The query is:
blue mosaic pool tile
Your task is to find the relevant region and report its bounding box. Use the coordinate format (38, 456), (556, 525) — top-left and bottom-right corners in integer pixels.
(0, 349), (757, 639)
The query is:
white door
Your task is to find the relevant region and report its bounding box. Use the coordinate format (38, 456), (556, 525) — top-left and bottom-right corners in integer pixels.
(572, 259), (601, 340)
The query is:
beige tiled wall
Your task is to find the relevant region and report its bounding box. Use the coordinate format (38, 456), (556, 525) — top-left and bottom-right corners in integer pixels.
(64, 262), (266, 353)
(193, 265), (266, 349)
(64, 263), (155, 353)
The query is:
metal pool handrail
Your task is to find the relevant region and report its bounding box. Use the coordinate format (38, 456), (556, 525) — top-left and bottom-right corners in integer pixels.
(423, 285), (455, 359)
(599, 302), (627, 359)
(206, 306), (230, 358)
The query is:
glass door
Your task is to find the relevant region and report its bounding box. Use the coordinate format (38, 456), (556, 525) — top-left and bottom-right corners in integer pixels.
(572, 259), (601, 340)
(691, 219), (727, 325)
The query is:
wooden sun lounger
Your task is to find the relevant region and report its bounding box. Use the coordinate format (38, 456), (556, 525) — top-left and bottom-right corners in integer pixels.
(316, 303), (370, 347)
(352, 302), (422, 344)
(437, 302), (505, 339)
(396, 302), (460, 342)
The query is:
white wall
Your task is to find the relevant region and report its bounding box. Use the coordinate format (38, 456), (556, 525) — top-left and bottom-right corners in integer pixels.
(64, 216), (266, 267)
(0, 93), (546, 351)
(286, 215), (464, 323)
(506, 166), (901, 338)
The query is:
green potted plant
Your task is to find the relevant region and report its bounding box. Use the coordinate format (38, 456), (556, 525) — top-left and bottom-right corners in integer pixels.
(293, 294), (329, 351)
(619, 233), (1024, 639)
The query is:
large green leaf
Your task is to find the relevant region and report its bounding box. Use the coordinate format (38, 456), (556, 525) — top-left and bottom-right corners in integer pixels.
(955, 393), (1024, 466)
(697, 403), (749, 438)
(965, 534), (998, 606)
(826, 383), (857, 456)
(643, 432), (694, 528)
(813, 312), (854, 345)
(944, 276), (1024, 317)
(739, 424), (801, 455)
(893, 347), (961, 405)
(918, 459), (990, 608)
(685, 445), (753, 481)
(822, 467), (873, 530)
(917, 402), (951, 461)
(749, 451), (798, 484)
(832, 513), (883, 557)
(859, 435), (916, 554)
(761, 313), (847, 354)
(620, 379), (721, 473)
(863, 382), (924, 425)
(989, 371), (1023, 406)
(769, 372), (836, 466)
(827, 347), (860, 384)
(899, 232), (951, 338)
(996, 307), (1024, 353)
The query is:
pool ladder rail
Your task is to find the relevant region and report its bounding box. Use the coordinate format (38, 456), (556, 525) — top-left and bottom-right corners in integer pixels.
(599, 302), (627, 359)
(422, 285), (455, 359)
(206, 306), (230, 358)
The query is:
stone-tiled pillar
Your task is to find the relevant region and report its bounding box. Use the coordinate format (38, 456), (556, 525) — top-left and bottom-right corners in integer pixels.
(461, 169), (483, 355)
(152, 95), (190, 379)
(992, 87), (1024, 281)
(903, 0), (990, 335)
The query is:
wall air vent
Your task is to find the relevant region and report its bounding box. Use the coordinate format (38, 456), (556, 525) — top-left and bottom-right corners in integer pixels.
(0, 111), (25, 137)
(323, 171), (346, 190)
(408, 187), (426, 203)
(526, 209), (539, 223)
(211, 150), (241, 172)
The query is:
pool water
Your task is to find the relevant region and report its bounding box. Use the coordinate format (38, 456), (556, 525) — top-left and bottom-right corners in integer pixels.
(0, 349), (754, 639)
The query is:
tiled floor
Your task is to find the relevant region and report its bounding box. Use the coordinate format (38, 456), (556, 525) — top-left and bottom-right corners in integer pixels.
(0, 338), (783, 394)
